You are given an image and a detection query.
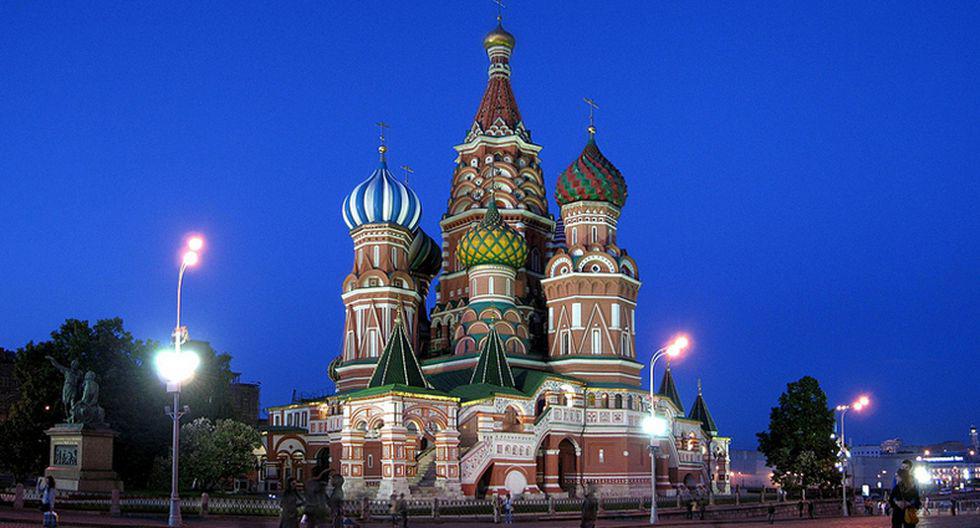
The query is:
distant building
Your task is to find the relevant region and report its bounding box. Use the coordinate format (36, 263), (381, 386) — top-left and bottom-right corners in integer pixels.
(850, 429), (980, 493)
(229, 372), (260, 426)
(728, 449), (775, 488)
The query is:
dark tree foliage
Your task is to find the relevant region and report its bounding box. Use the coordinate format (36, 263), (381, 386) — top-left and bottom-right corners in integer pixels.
(0, 319), (238, 488)
(757, 376), (838, 493)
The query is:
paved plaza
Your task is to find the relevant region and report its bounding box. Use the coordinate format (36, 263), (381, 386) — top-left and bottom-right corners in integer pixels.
(1, 508), (979, 528)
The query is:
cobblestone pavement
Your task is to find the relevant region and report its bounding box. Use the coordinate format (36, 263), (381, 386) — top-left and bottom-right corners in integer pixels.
(0, 510), (977, 528)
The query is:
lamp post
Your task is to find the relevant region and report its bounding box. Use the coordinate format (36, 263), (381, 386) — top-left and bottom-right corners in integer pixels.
(835, 395), (869, 517)
(155, 236), (204, 528)
(646, 335), (690, 524)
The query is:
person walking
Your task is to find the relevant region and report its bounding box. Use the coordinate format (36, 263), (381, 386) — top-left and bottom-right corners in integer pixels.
(503, 492), (514, 524)
(279, 478), (304, 528)
(580, 486), (598, 528)
(388, 494), (398, 528)
(397, 493), (408, 528)
(37, 476), (57, 527)
(889, 468), (921, 528)
(767, 504), (776, 524)
(806, 499), (815, 519)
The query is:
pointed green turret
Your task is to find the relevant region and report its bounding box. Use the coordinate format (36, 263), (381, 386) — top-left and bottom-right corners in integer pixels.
(688, 379), (718, 435)
(469, 326), (516, 388)
(367, 318), (429, 389)
(657, 365), (685, 413)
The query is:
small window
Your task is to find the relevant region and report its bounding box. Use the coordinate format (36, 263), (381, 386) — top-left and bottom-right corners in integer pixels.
(391, 248), (398, 268)
(368, 278), (380, 287)
(373, 246), (380, 267)
(587, 394), (595, 407)
(367, 454), (374, 468)
(368, 329), (378, 357)
(571, 229), (578, 245)
(591, 226), (597, 243)
(598, 449), (605, 464)
(614, 394), (623, 409)
(560, 331), (571, 355)
(591, 329), (602, 354)
(488, 276), (495, 294)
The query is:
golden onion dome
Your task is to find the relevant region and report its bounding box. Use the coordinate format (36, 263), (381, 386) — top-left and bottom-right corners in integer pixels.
(483, 22), (516, 50)
(457, 200), (527, 269)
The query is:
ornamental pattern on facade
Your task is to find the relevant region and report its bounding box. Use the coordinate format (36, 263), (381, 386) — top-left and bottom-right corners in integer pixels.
(263, 18), (731, 500)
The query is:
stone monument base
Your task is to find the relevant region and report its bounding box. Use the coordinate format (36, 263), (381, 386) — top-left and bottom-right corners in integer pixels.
(45, 424), (123, 493)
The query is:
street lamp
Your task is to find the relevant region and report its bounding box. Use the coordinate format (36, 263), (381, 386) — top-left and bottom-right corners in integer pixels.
(835, 394), (870, 517)
(155, 235), (204, 528)
(647, 335), (690, 524)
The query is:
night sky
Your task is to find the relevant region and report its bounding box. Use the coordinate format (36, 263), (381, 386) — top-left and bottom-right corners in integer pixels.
(1, 2), (977, 449)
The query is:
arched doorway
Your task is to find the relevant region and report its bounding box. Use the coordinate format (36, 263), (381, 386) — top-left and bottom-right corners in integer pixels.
(476, 464), (494, 499)
(557, 439), (577, 496)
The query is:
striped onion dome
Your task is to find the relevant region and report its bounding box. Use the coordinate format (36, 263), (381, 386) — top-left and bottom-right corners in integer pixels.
(457, 199), (528, 269)
(408, 228), (442, 277)
(555, 132), (627, 208)
(342, 159), (422, 232)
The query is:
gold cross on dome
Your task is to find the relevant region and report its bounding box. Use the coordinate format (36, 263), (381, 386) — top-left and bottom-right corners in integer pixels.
(376, 121), (390, 146)
(375, 121), (391, 160)
(491, 0), (505, 22)
(583, 97), (599, 134)
(400, 165), (414, 185)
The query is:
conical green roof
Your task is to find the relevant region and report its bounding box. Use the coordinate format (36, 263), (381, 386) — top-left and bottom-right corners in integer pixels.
(469, 326), (516, 388)
(657, 366), (685, 413)
(368, 319), (429, 389)
(688, 380), (717, 434)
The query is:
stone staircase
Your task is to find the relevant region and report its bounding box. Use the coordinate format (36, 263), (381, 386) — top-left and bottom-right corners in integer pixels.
(409, 447), (439, 497)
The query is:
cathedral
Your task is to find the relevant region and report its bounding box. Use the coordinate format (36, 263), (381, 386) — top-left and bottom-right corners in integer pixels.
(263, 18), (730, 500)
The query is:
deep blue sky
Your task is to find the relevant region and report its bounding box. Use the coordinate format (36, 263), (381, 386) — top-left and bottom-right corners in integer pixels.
(1, 2), (977, 449)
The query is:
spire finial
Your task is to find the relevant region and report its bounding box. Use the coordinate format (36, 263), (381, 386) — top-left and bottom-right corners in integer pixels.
(492, 0), (505, 24)
(376, 121), (390, 161)
(400, 165), (414, 185)
(697, 378), (703, 395)
(583, 97), (599, 136)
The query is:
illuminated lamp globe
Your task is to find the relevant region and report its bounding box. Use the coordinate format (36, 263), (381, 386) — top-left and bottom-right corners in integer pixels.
(858, 395), (870, 406)
(183, 251), (199, 267)
(642, 415), (669, 437)
(913, 466), (931, 485)
(187, 236), (204, 252)
(155, 349), (200, 386)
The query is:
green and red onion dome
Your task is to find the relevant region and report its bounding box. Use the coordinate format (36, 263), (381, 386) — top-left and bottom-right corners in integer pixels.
(555, 134), (627, 208)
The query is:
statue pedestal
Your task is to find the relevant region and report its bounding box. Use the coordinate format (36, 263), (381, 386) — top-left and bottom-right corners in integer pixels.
(45, 424), (123, 492)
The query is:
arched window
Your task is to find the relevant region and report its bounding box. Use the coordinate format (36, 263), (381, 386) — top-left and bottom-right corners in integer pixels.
(601, 394), (609, 409)
(614, 394), (623, 409)
(587, 393), (596, 407)
(627, 395), (634, 410)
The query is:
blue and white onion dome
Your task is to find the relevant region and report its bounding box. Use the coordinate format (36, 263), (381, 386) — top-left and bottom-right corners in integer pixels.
(342, 158), (422, 232)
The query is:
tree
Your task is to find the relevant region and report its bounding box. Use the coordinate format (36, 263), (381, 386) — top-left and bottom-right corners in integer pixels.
(757, 376), (837, 496)
(179, 417), (261, 491)
(0, 318), (241, 488)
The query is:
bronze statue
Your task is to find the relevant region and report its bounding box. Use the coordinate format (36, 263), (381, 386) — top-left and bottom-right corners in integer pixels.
(46, 357), (106, 426)
(46, 356), (82, 418)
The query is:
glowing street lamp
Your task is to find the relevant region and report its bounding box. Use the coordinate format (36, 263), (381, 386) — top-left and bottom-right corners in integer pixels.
(648, 334), (690, 524)
(835, 394), (871, 516)
(156, 235), (205, 528)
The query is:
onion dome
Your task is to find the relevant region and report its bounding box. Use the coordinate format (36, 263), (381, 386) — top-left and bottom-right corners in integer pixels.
(342, 156), (422, 232)
(408, 228), (442, 277)
(457, 199), (528, 269)
(483, 21), (516, 50)
(555, 131), (627, 208)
